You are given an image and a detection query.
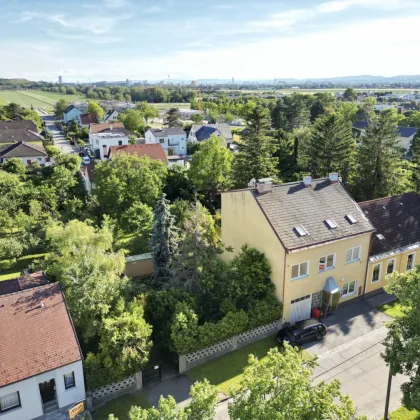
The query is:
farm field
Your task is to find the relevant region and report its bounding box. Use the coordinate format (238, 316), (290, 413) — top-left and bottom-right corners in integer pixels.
(0, 90), (87, 109)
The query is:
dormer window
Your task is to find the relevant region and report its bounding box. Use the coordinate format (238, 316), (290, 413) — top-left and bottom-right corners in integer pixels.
(325, 219), (338, 229)
(294, 226), (309, 237)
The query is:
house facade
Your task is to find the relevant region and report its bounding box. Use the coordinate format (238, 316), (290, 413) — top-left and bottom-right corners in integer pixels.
(89, 132), (129, 160)
(63, 105), (83, 125)
(188, 123), (233, 145)
(0, 283), (85, 420)
(0, 142), (48, 166)
(103, 109), (119, 122)
(145, 128), (187, 156)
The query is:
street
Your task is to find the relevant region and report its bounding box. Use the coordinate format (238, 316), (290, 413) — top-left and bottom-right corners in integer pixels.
(41, 115), (76, 154)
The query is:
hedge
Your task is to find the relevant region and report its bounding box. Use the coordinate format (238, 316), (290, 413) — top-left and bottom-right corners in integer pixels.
(171, 296), (282, 354)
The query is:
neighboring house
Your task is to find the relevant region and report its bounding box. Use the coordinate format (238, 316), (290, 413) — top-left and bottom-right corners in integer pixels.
(0, 283), (85, 420)
(90, 132), (129, 160)
(80, 113), (98, 128)
(90, 121), (128, 135)
(352, 121), (418, 153)
(63, 105), (83, 125)
(108, 144), (168, 165)
(145, 127), (187, 156)
(178, 108), (202, 120)
(221, 174), (376, 324)
(188, 123), (233, 145)
(167, 155), (186, 168)
(0, 141), (48, 166)
(103, 109), (119, 122)
(359, 193), (420, 296)
(0, 271), (48, 296)
(0, 120), (37, 132)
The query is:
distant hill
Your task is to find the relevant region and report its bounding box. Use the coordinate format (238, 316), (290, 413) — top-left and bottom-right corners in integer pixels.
(0, 78), (33, 85)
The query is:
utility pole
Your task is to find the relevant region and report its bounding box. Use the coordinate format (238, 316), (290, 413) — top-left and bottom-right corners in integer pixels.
(384, 367), (393, 420)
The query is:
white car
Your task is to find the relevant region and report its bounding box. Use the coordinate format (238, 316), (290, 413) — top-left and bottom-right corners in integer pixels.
(81, 156), (91, 165)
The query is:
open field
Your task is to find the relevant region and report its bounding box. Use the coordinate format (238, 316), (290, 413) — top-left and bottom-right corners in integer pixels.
(0, 90), (87, 109)
(151, 102), (190, 110)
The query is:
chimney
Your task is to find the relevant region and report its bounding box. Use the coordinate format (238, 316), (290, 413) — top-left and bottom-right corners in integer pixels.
(303, 176), (312, 187)
(329, 173), (339, 183)
(256, 178), (273, 194)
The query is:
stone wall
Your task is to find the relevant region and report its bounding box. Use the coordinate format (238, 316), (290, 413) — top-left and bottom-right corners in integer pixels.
(179, 320), (281, 373)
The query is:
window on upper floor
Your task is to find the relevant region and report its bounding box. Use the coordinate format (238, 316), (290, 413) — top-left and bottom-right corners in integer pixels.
(319, 254), (335, 271)
(407, 253), (415, 271)
(345, 246), (361, 263)
(341, 280), (357, 298)
(64, 371), (75, 389)
(0, 391), (21, 413)
(159, 139), (165, 144)
(372, 263), (381, 283)
(291, 261), (309, 280)
(387, 259), (395, 275)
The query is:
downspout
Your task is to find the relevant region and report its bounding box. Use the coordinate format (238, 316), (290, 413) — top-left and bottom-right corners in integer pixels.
(362, 233), (373, 298)
(282, 250), (288, 323)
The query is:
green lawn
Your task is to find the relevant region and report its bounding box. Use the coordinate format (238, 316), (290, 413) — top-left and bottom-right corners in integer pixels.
(0, 253), (48, 281)
(379, 300), (405, 318)
(91, 391), (150, 420)
(0, 90), (87, 109)
(387, 406), (420, 419)
(186, 334), (312, 396)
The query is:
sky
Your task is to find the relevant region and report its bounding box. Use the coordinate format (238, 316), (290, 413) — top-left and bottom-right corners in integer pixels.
(1, 0), (420, 82)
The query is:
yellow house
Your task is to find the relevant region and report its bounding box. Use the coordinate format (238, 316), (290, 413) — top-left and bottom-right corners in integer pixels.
(221, 174), (376, 324)
(359, 193), (420, 296)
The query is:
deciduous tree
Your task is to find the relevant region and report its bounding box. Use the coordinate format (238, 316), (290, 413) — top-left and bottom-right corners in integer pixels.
(54, 99), (70, 119)
(119, 109), (146, 133)
(135, 101), (159, 122)
(87, 100), (105, 120)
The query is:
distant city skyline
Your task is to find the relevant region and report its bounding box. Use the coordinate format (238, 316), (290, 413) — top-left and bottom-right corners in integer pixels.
(2, 0), (420, 82)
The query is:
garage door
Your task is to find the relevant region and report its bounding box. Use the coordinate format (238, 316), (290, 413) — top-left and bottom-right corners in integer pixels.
(290, 295), (311, 324)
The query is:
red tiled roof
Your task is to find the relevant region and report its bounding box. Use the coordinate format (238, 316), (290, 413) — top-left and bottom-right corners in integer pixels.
(80, 113), (98, 125)
(90, 122), (125, 134)
(0, 271), (49, 296)
(0, 283), (83, 387)
(108, 144), (168, 164)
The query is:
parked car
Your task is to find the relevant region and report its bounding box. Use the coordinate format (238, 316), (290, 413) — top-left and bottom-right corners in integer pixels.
(277, 319), (327, 346)
(78, 152), (86, 158)
(81, 156), (91, 165)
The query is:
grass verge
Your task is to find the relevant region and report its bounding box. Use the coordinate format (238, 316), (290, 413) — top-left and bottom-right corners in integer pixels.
(378, 300), (405, 318)
(186, 334), (312, 396)
(91, 391), (150, 420)
(386, 406), (420, 419)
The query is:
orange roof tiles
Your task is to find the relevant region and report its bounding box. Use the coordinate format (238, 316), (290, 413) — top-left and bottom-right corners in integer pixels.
(0, 283), (82, 387)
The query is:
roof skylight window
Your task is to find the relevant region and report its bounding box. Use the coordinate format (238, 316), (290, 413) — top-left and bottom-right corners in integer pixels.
(294, 226), (309, 237)
(325, 219), (338, 229)
(345, 214), (358, 224)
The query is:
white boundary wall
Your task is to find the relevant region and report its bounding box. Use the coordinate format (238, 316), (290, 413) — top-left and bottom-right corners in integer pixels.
(179, 320), (281, 373)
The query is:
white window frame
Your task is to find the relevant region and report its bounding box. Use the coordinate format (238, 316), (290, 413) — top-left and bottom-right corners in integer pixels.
(372, 263), (382, 283)
(345, 246), (361, 264)
(406, 253), (416, 271)
(291, 261), (310, 280)
(386, 258), (396, 275)
(341, 280), (357, 298)
(318, 253), (336, 272)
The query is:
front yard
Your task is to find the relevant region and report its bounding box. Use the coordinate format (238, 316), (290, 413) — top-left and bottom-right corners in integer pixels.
(91, 391), (150, 420)
(186, 334), (312, 396)
(378, 299), (405, 318)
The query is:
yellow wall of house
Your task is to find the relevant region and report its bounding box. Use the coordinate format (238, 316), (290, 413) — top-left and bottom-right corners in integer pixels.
(283, 233), (372, 322)
(366, 248), (420, 294)
(221, 190), (286, 303)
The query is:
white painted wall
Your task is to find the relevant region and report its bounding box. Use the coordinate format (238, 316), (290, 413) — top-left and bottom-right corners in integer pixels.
(2, 156), (47, 166)
(89, 133), (129, 160)
(398, 135), (414, 152)
(145, 131), (186, 156)
(104, 110), (119, 122)
(64, 108), (82, 125)
(0, 361), (85, 420)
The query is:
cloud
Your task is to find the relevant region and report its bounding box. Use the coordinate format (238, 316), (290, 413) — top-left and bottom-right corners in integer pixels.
(103, 0), (129, 8)
(143, 5), (164, 14)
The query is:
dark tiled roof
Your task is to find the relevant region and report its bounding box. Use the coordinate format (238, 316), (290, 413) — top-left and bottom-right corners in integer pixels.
(253, 178), (374, 251)
(0, 129), (44, 143)
(109, 144), (168, 164)
(0, 141), (46, 158)
(352, 121), (369, 130)
(397, 126), (418, 137)
(80, 112), (98, 125)
(359, 193), (420, 257)
(0, 120), (37, 131)
(193, 123), (232, 142)
(63, 104), (81, 114)
(150, 127), (186, 137)
(196, 126), (218, 141)
(0, 272), (49, 296)
(0, 283), (82, 387)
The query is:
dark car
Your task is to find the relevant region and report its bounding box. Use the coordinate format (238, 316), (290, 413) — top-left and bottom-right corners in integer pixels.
(277, 319), (327, 346)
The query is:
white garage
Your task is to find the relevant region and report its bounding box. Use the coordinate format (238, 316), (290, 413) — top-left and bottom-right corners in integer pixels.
(289, 294), (311, 324)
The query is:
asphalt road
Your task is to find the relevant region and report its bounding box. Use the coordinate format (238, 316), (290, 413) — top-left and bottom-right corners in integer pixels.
(42, 115), (76, 154)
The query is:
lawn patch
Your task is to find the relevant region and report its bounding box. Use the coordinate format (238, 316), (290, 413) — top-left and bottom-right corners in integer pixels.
(186, 335), (312, 396)
(387, 406), (420, 420)
(91, 391), (150, 420)
(0, 253), (48, 282)
(379, 300), (405, 318)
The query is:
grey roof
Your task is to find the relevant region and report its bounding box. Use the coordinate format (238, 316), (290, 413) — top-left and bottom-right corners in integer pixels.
(196, 126), (219, 141)
(253, 178), (375, 251)
(150, 127), (186, 137)
(0, 120), (37, 131)
(0, 141), (46, 158)
(324, 277), (340, 294)
(353, 121), (418, 137)
(352, 121), (369, 130)
(0, 129), (44, 144)
(192, 123), (232, 142)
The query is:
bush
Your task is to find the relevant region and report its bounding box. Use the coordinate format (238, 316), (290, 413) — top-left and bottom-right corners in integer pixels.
(83, 352), (118, 390)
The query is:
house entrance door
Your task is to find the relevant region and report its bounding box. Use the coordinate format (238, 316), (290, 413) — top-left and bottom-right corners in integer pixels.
(39, 379), (56, 403)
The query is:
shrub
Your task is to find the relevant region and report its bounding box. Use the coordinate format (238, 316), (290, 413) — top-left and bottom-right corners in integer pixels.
(83, 352), (117, 390)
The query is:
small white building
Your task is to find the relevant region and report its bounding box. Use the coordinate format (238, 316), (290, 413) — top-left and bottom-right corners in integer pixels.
(0, 283), (86, 420)
(178, 108), (202, 120)
(0, 141), (48, 166)
(89, 132), (129, 160)
(63, 105), (83, 125)
(103, 109), (119, 122)
(144, 127), (187, 156)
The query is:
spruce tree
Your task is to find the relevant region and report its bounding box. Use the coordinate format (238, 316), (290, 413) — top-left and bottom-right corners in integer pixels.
(164, 108), (183, 128)
(273, 129), (297, 182)
(306, 113), (355, 181)
(150, 194), (178, 289)
(233, 105), (278, 187)
(355, 110), (404, 200)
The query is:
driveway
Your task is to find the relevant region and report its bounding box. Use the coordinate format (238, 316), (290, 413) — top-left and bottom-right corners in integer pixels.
(41, 115), (76, 155)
